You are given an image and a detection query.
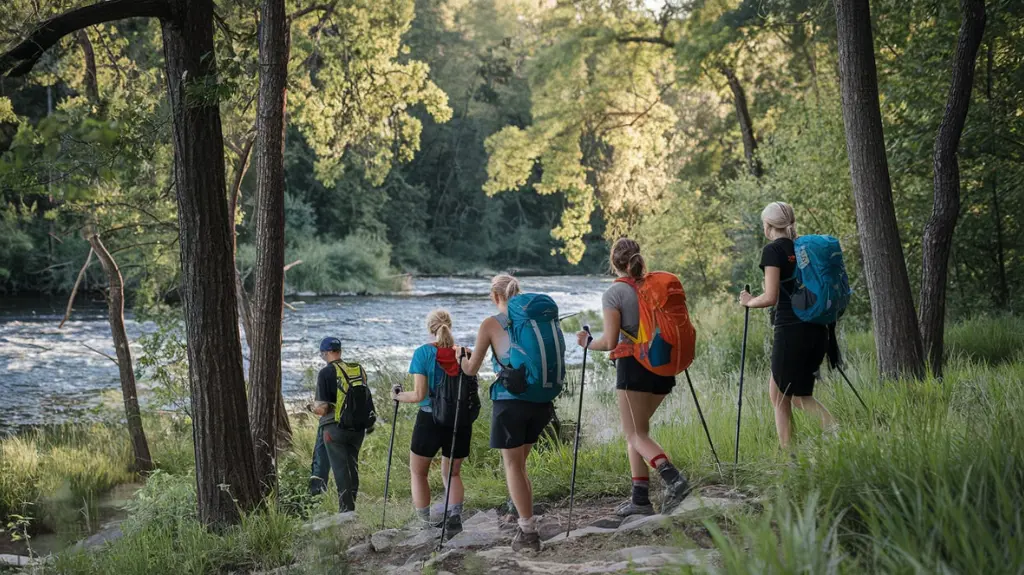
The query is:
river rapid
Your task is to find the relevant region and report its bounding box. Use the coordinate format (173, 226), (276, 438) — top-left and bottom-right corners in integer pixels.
(0, 276), (607, 432)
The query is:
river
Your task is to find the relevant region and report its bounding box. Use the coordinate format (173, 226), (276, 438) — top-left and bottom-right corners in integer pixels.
(0, 276), (608, 432)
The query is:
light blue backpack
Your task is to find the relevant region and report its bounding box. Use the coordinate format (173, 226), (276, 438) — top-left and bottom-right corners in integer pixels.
(789, 235), (852, 325)
(492, 293), (565, 403)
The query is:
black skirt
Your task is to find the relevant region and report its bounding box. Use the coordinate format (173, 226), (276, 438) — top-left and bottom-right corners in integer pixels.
(771, 323), (828, 397)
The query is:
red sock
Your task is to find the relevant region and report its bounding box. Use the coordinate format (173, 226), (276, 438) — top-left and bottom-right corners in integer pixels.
(649, 453), (668, 469)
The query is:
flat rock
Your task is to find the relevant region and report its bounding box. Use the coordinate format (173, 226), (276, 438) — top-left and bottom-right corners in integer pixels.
(0, 554), (37, 567)
(394, 527), (442, 552)
(346, 542), (372, 559)
(614, 546), (686, 561)
(463, 508), (499, 527)
(76, 523), (124, 549)
(306, 511), (357, 532)
(616, 513), (671, 534)
(444, 522), (505, 549)
(588, 516), (624, 529)
(371, 528), (404, 552)
(537, 518), (566, 542)
(543, 524), (619, 545)
(669, 496), (744, 518)
(476, 547), (716, 574)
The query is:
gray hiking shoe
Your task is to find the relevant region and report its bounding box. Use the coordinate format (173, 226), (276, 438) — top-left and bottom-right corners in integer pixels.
(511, 527), (541, 552)
(659, 476), (692, 515)
(614, 499), (656, 517)
(435, 514), (463, 539)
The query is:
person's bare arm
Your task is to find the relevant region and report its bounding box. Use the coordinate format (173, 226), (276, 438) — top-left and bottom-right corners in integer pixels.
(579, 307), (621, 352)
(395, 374), (428, 403)
(461, 319), (494, 376)
(740, 266), (781, 308)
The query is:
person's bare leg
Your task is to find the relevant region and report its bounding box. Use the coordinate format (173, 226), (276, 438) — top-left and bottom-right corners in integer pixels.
(627, 443), (647, 479)
(501, 445), (533, 519)
(792, 396), (836, 430)
(409, 452), (432, 520)
(769, 377), (794, 449)
(439, 456), (465, 505)
(617, 390), (668, 462)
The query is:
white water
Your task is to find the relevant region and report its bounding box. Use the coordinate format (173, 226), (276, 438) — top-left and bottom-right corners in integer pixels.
(0, 276), (608, 431)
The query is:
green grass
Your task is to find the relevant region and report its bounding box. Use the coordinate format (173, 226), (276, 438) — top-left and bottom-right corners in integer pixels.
(3, 311), (1024, 574)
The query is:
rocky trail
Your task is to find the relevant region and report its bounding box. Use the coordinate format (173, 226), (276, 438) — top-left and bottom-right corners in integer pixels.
(300, 486), (756, 575)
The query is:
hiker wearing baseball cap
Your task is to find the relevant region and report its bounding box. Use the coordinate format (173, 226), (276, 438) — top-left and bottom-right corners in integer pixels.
(309, 336), (377, 512)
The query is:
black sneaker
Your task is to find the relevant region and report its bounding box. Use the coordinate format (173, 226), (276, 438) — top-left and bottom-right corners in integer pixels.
(436, 514), (463, 540)
(614, 499), (656, 517)
(511, 527), (541, 552)
(660, 476), (692, 515)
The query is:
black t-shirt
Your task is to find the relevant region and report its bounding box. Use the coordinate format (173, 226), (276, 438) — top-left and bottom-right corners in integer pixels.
(316, 363), (340, 427)
(760, 238), (799, 327)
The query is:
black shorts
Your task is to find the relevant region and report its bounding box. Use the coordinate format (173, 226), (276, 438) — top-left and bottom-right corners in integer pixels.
(615, 355), (676, 395)
(771, 323), (828, 397)
(410, 409), (472, 459)
(490, 400), (553, 450)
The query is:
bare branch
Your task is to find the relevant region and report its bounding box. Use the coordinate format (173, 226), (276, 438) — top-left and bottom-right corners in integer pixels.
(283, 259), (303, 272)
(83, 343), (119, 366)
(616, 35), (675, 48)
(288, 2), (337, 22)
(0, 0), (171, 77)
(60, 248), (94, 329)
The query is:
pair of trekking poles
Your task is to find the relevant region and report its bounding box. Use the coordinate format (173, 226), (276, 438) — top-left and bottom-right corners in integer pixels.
(380, 351), (468, 550)
(733, 284), (868, 469)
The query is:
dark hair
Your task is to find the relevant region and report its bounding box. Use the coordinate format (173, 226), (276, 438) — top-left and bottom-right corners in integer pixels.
(610, 237), (646, 280)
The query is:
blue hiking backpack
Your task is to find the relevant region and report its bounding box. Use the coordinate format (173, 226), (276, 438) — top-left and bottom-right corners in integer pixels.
(788, 235), (852, 325)
(492, 293), (566, 403)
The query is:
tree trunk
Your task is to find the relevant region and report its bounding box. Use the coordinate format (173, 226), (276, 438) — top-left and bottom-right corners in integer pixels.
(249, 0), (290, 495)
(720, 65), (762, 178)
(160, 0), (261, 525)
(833, 0), (925, 380)
(983, 40), (1008, 309)
(919, 0), (986, 377)
(88, 233), (153, 473)
(76, 30), (100, 106)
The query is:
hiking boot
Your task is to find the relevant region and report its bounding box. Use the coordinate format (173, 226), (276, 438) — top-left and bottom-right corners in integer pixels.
(511, 527), (541, 552)
(435, 514), (463, 539)
(659, 476), (692, 515)
(614, 499), (656, 517)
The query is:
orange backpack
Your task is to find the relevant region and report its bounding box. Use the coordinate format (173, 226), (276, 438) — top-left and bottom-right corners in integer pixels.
(609, 272), (696, 376)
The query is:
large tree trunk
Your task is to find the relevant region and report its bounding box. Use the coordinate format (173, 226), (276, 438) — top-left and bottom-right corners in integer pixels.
(720, 65), (762, 178)
(88, 233), (153, 473)
(160, 0), (261, 525)
(249, 0), (290, 495)
(0, 0), (260, 527)
(833, 0), (925, 380)
(919, 0), (986, 378)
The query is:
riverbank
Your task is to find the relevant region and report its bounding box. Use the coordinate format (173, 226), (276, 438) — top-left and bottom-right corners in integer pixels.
(2, 312), (1023, 573)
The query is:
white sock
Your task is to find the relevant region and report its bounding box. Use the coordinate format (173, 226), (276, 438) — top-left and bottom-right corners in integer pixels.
(517, 515), (537, 533)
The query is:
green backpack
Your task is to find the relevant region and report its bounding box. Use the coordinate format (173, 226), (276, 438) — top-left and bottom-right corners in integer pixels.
(332, 361), (377, 431)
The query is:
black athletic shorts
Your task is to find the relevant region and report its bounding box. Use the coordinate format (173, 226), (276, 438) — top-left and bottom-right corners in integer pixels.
(615, 355), (676, 395)
(490, 400), (553, 450)
(410, 409), (472, 459)
(771, 323), (828, 397)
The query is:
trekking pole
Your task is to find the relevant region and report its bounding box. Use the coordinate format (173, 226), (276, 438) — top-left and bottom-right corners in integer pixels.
(438, 349), (467, 550)
(734, 285), (751, 473)
(566, 325), (592, 538)
(835, 366), (869, 411)
(684, 369), (722, 475)
(381, 387), (400, 530)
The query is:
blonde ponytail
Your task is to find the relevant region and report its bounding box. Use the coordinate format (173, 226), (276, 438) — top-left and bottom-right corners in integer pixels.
(491, 273), (521, 303)
(426, 309), (455, 348)
(761, 201), (797, 240)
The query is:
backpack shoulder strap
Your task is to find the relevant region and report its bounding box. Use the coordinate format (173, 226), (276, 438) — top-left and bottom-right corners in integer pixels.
(612, 276), (643, 344)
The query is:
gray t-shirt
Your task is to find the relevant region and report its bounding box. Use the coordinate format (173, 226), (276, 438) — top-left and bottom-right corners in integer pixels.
(602, 281), (640, 342)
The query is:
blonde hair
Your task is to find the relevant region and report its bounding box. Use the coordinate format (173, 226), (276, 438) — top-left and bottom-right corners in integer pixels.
(610, 237), (646, 280)
(490, 273), (521, 303)
(426, 309), (455, 348)
(761, 201), (797, 240)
